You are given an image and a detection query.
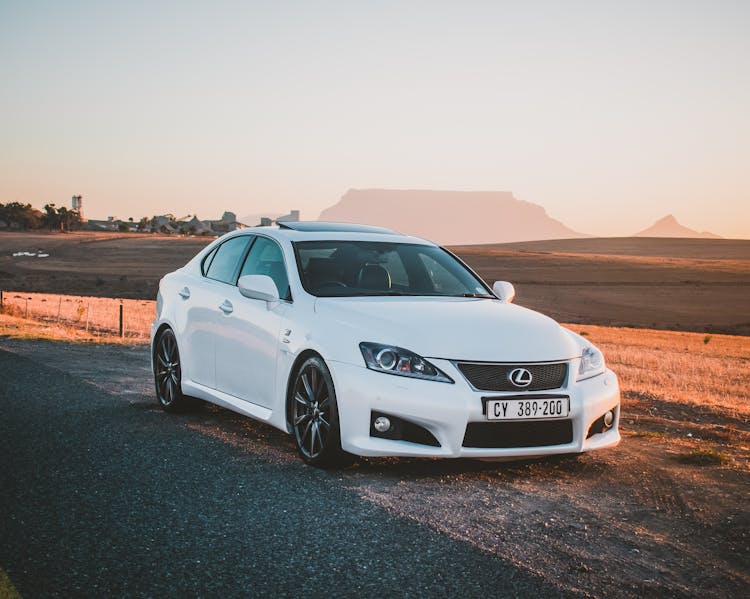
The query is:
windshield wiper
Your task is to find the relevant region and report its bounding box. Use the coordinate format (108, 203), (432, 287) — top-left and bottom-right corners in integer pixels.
(359, 291), (421, 296)
(459, 293), (496, 299)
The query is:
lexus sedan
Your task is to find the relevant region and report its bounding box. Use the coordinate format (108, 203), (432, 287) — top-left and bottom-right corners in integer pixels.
(151, 222), (620, 466)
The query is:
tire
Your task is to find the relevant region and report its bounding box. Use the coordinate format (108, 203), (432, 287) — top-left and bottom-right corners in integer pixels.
(153, 328), (188, 412)
(289, 356), (352, 468)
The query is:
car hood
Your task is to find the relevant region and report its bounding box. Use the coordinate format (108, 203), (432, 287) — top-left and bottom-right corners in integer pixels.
(314, 297), (581, 362)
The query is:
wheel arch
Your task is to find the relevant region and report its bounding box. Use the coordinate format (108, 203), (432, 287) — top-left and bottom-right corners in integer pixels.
(152, 323), (174, 361)
(284, 349), (324, 430)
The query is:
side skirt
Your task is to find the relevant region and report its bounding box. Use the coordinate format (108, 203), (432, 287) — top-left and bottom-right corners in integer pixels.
(181, 380), (282, 427)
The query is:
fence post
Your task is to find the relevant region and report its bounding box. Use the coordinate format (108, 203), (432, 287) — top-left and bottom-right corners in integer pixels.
(119, 303), (124, 337)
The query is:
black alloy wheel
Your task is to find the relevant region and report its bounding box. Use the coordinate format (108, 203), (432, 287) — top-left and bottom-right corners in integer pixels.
(290, 356), (351, 467)
(154, 328), (187, 412)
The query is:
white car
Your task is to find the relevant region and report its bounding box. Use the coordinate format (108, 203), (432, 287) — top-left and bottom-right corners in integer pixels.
(152, 222), (620, 467)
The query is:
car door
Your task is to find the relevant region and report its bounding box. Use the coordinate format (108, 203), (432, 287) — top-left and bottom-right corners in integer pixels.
(214, 235), (291, 408)
(185, 234), (254, 389)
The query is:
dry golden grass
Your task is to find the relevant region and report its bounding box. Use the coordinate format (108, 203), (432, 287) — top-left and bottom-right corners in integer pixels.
(0, 290), (154, 340)
(565, 323), (750, 418)
(0, 312), (146, 344)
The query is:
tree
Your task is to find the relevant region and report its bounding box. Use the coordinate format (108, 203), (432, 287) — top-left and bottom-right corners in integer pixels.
(42, 204), (60, 230)
(41, 204), (82, 232)
(0, 202), (42, 230)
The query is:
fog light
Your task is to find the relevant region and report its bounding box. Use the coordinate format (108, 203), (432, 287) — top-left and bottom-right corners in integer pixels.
(603, 410), (614, 429)
(374, 416), (391, 433)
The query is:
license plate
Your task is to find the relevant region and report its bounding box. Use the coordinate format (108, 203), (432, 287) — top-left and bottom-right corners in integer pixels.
(486, 397), (569, 420)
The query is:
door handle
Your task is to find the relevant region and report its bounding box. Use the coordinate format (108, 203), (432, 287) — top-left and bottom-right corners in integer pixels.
(219, 300), (234, 315)
(178, 287), (191, 299)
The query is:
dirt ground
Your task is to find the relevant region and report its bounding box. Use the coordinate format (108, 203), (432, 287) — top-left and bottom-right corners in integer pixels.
(1, 231), (748, 335)
(452, 239), (750, 336)
(0, 231), (209, 299)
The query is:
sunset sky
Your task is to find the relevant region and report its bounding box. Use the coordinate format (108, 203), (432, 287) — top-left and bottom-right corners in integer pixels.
(1, 1), (748, 238)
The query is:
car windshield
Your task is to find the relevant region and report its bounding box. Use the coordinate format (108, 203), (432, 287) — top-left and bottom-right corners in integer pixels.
(294, 241), (494, 298)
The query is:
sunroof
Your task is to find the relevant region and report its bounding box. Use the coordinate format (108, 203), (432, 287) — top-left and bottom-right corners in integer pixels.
(277, 221), (401, 235)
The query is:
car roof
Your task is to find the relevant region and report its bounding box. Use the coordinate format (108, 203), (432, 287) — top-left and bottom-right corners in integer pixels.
(236, 222), (433, 245)
(277, 221), (400, 235)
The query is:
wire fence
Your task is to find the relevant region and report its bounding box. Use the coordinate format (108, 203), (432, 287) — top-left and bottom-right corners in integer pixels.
(0, 290), (155, 339)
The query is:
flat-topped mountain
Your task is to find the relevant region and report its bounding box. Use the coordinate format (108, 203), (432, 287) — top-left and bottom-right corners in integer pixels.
(317, 189), (586, 244)
(634, 214), (721, 239)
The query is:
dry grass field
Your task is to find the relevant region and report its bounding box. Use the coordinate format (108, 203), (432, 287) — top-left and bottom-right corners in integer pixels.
(0, 231), (209, 300)
(453, 238), (750, 336)
(0, 291), (154, 339)
(2, 230), (749, 334)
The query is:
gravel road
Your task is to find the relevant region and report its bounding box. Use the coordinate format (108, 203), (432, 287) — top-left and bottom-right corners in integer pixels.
(0, 343), (561, 598)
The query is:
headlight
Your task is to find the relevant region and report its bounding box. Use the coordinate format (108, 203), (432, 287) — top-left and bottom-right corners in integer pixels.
(359, 342), (454, 383)
(578, 345), (605, 380)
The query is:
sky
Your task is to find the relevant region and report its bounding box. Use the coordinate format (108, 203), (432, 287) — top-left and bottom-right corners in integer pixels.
(1, 0), (748, 237)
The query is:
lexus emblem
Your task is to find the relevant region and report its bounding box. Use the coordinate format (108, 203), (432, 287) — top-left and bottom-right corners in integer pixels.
(509, 367), (533, 388)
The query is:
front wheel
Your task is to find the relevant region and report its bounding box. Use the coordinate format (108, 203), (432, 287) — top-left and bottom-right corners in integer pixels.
(153, 328), (188, 412)
(289, 357), (352, 467)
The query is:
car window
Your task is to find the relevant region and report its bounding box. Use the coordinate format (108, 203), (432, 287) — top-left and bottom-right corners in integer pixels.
(201, 246), (219, 276)
(239, 236), (291, 300)
(205, 236), (252, 284)
(379, 249), (409, 287)
(417, 252), (467, 294)
(295, 241), (491, 297)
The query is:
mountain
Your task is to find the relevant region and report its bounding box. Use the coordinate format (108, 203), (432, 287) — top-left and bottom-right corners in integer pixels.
(634, 215), (721, 239)
(317, 189), (587, 245)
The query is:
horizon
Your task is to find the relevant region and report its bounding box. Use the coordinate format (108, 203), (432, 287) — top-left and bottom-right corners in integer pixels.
(1, 2), (748, 238)
(3, 190), (748, 240)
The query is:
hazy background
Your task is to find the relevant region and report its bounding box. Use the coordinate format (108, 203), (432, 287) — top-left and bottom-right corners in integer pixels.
(1, 0), (748, 237)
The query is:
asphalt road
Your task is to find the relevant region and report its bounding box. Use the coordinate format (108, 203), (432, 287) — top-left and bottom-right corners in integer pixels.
(0, 347), (563, 598)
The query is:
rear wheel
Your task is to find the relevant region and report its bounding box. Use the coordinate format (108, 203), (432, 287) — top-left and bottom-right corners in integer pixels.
(289, 356), (352, 467)
(153, 328), (188, 412)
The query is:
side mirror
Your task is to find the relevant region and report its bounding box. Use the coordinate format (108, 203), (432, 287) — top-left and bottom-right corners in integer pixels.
(238, 275), (280, 303)
(492, 281), (516, 303)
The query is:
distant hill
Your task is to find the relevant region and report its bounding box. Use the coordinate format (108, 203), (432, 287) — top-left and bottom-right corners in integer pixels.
(634, 214), (721, 239)
(317, 189), (587, 244)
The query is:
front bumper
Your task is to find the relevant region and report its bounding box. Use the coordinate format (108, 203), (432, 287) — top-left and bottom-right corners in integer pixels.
(329, 359), (620, 458)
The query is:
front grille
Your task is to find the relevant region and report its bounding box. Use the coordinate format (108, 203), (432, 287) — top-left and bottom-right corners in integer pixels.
(456, 362), (568, 391)
(462, 420), (573, 448)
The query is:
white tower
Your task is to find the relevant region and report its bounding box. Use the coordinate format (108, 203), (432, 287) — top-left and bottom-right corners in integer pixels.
(71, 195), (84, 219)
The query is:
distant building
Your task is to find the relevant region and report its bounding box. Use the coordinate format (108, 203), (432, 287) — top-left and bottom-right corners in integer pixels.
(277, 210), (300, 223)
(210, 211), (247, 233)
(151, 215), (180, 234)
(180, 216), (213, 235)
(83, 210), (251, 235)
(256, 210), (300, 226)
(71, 195), (85, 221)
